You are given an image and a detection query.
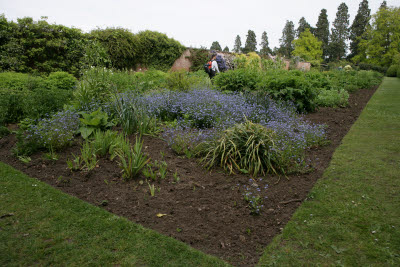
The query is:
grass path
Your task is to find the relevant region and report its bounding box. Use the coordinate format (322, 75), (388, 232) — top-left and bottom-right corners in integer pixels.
(0, 162), (229, 266)
(258, 77), (400, 266)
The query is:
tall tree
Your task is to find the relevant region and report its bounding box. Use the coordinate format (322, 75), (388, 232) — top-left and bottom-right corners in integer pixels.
(354, 6), (400, 67)
(243, 30), (257, 53)
(329, 2), (350, 61)
(210, 41), (222, 51)
(223, 46), (229, 52)
(233, 35), (242, 53)
(279, 20), (295, 58)
(380, 1), (387, 10)
(297, 17), (312, 37)
(259, 31), (272, 56)
(292, 28), (323, 64)
(315, 9), (330, 59)
(349, 0), (371, 59)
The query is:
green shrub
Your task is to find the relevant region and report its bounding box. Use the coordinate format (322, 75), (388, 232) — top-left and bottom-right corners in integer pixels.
(46, 71), (77, 90)
(316, 88), (349, 107)
(199, 120), (285, 176)
(213, 68), (261, 91)
(0, 72), (45, 91)
(386, 65), (399, 77)
(0, 126), (10, 138)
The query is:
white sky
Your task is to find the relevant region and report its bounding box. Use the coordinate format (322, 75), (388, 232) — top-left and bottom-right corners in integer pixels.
(1, 0), (399, 50)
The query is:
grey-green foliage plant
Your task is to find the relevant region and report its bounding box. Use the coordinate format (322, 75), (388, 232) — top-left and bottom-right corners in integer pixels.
(78, 108), (114, 139)
(199, 120), (285, 177)
(117, 137), (150, 180)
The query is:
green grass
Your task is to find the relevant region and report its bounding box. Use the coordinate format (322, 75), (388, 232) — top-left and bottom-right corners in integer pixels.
(258, 77), (400, 266)
(0, 162), (229, 266)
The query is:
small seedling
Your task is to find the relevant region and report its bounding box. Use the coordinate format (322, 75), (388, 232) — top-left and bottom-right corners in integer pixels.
(57, 176), (70, 184)
(18, 156), (31, 164)
(158, 161), (167, 180)
(148, 182), (156, 197)
(173, 171), (180, 183)
(100, 200), (108, 206)
(143, 164), (157, 181)
(176, 228), (182, 233)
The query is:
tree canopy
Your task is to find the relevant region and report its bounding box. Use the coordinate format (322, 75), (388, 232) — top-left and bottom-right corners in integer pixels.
(349, 0), (371, 59)
(259, 31), (272, 56)
(210, 41), (222, 51)
(233, 35), (242, 53)
(329, 2), (350, 61)
(314, 9), (330, 60)
(279, 20), (295, 58)
(243, 30), (257, 53)
(292, 29), (323, 64)
(297, 17), (312, 38)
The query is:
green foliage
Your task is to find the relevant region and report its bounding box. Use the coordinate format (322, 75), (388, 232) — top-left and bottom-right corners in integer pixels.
(259, 31), (272, 56)
(386, 65), (399, 77)
(135, 30), (185, 71)
(46, 71), (77, 90)
(354, 7), (400, 67)
(243, 30), (257, 53)
(80, 141), (98, 172)
(329, 3), (350, 61)
(91, 130), (119, 158)
(315, 9), (330, 60)
(279, 20), (295, 57)
(210, 41), (222, 51)
(296, 17), (312, 38)
(199, 120), (285, 176)
(223, 46), (229, 52)
(349, 0), (371, 59)
(188, 48), (209, 72)
(233, 35), (242, 53)
(0, 125), (10, 138)
(89, 27), (138, 70)
(117, 137), (150, 180)
(213, 68), (261, 92)
(0, 15), (85, 76)
(397, 67), (400, 78)
(78, 108), (113, 139)
(292, 29), (323, 64)
(316, 88), (349, 107)
(81, 39), (111, 68)
(0, 72), (74, 123)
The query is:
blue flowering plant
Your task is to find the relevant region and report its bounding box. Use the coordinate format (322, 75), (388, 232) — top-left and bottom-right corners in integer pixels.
(14, 110), (80, 156)
(242, 178), (268, 215)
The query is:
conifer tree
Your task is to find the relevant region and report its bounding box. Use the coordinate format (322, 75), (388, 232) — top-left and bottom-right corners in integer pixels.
(297, 17), (312, 37)
(329, 2), (350, 61)
(349, 0), (371, 58)
(210, 41), (222, 51)
(259, 31), (272, 56)
(243, 30), (257, 53)
(380, 1), (387, 10)
(279, 20), (295, 58)
(233, 35), (242, 53)
(223, 46), (229, 52)
(315, 9), (330, 59)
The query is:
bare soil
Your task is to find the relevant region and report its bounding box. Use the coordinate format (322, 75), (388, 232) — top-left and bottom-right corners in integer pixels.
(0, 87), (377, 266)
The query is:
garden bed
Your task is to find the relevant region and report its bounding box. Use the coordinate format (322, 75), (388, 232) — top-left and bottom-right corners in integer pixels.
(0, 87), (376, 266)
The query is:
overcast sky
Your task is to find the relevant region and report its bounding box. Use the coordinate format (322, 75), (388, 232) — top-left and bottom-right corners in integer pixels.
(1, 0), (399, 50)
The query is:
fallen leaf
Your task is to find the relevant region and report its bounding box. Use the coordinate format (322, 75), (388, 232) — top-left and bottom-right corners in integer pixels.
(156, 213), (167, 218)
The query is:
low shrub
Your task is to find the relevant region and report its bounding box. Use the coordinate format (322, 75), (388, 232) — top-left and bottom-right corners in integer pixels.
(213, 68), (261, 91)
(386, 65), (399, 77)
(0, 126), (10, 138)
(316, 88), (349, 107)
(46, 71), (77, 90)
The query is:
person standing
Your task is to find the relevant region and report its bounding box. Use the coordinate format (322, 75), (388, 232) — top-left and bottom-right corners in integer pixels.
(209, 54), (220, 79)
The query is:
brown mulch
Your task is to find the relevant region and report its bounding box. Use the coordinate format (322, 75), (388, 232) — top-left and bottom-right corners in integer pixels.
(0, 87), (377, 266)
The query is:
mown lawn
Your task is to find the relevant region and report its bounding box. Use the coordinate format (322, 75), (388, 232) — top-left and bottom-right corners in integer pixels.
(0, 162), (229, 266)
(258, 77), (400, 266)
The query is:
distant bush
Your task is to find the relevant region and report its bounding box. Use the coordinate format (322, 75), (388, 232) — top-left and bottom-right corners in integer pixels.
(213, 68), (261, 92)
(387, 65), (399, 77)
(46, 72), (77, 90)
(357, 63), (387, 74)
(397, 67), (400, 78)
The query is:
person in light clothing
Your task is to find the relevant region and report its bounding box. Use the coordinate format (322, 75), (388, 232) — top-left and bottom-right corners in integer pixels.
(209, 54), (219, 79)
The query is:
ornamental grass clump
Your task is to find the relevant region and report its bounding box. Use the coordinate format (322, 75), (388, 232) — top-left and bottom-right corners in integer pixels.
(200, 120), (286, 177)
(117, 137), (150, 180)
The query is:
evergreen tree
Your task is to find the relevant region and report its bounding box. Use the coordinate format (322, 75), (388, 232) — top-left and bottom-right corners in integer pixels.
(233, 35), (242, 53)
(297, 17), (312, 37)
(210, 41), (222, 51)
(279, 20), (295, 58)
(315, 9), (330, 59)
(329, 2), (350, 61)
(243, 30), (257, 53)
(223, 46), (229, 52)
(259, 31), (272, 56)
(380, 1), (387, 10)
(349, 0), (371, 59)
